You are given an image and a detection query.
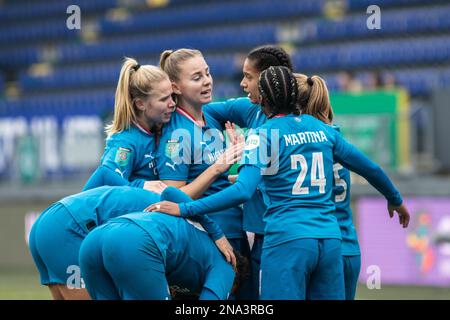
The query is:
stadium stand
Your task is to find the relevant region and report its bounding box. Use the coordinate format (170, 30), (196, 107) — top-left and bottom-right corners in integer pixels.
(0, 0), (449, 179)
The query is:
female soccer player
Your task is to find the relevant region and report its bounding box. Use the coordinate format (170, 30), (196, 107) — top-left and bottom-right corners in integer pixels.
(157, 48), (253, 298)
(148, 66), (410, 300)
(204, 45), (294, 298)
(293, 73), (360, 300)
(79, 187), (248, 300)
(157, 51), (248, 250)
(29, 185), (234, 300)
(82, 58), (174, 192)
(82, 58), (241, 196)
(206, 45), (400, 300)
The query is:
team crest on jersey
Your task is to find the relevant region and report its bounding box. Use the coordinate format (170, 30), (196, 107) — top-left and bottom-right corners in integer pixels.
(165, 139), (180, 158)
(114, 147), (131, 167)
(244, 134), (260, 151)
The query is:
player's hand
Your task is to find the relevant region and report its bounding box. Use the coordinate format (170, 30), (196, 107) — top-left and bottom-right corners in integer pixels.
(214, 236), (237, 271)
(213, 141), (245, 174)
(388, 203), (410, 228)
(225, 121), (240, 145)
(143, 180), (168, 194)
(225, 121), (245, 146)
(145, 201), (181, 216)
(228, 175), (238, 184)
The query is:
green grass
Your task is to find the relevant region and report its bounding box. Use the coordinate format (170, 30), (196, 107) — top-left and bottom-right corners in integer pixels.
(356, 284), (450, 300)
(0, 269), (51, 300)
(1, 269), (450, 300)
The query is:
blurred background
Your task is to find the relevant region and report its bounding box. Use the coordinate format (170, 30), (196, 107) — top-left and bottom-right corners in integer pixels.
(1, 0), (450, 299)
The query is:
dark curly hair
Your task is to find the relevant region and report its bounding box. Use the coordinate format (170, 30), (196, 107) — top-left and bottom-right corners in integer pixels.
(232, 250), (250, 295)
(258, 66), (299, 118)
(247, 45), (293, 72)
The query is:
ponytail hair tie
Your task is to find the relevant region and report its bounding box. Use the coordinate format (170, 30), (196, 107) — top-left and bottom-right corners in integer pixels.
(132, 64), (141, 72)
(307, 77), (314, 86)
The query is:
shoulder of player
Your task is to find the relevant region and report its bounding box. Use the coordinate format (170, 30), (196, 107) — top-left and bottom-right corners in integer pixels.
(161, 110), (190, 132)
(106, 129), (137, 150)
(300, 115), (338, 135)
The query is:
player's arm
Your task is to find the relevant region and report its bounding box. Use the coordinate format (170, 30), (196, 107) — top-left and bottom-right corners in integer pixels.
(82, 140), (142, 191)
(151, 128), (267, 216)
(83, 140), (165, 193)
(161, 161), (224, 200)
(334, 133), (410, 227)
(159, 129), (244, 199)
(83, 165), (143, 191)
(200, 258), (236, 300)
(204, 97), (260, 128)
(148, 165), (262, 217)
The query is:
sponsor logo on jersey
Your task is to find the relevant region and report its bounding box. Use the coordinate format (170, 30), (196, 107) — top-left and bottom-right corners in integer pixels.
(244, 134), (260, 151)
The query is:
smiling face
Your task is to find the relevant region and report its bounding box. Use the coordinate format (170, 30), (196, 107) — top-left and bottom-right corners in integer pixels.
(135, 78), (176, 129)
(172, 55), (213, 108)
(240, 58), (262, 104)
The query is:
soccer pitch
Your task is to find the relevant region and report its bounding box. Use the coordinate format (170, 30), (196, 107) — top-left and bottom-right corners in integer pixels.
(1, 269), (450, 300)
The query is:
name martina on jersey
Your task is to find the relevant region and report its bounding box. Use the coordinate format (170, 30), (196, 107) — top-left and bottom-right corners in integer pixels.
(283, 130), (328, 146)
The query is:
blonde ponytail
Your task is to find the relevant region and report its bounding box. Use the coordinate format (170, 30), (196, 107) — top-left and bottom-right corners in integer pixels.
(294, 73), (333, 124)
(159, 50), (173, 72)
(106, 57), (169, 137)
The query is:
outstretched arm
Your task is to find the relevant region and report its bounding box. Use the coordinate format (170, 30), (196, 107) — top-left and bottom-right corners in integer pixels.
(334, 135), (410, 227)
(82, 165), (146, 189)
(82, 166), (166, 194)
(148, 165), (262, 218)
(204, 97), (262, 128)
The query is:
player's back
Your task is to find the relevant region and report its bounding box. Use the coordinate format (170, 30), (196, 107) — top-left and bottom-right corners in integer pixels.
(59, 186), (160, 233)
(118, 212), (234, 297)
(249, 114), (341, 247)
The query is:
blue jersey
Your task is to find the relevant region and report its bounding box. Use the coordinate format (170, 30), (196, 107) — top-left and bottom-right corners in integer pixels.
(83, 123), (158, 190)
(204, 98), (267, 234)
(156, 106), (243, 239)
(243, 114), (342, 247)
(178, 114), (402, 249)
(59, 186), (161, 234)
(204, 97), (266, 130)
(206, 99), (359, 252)
(115, 212), (235, 298)
(332, 126), (360, 256)
(59, 185), (223, 240)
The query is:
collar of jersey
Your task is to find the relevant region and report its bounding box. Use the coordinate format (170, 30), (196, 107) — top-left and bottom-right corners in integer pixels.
(133, 121), (153, 135)
(272, 113), (288, 118)
(176, 106), (206, 127)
